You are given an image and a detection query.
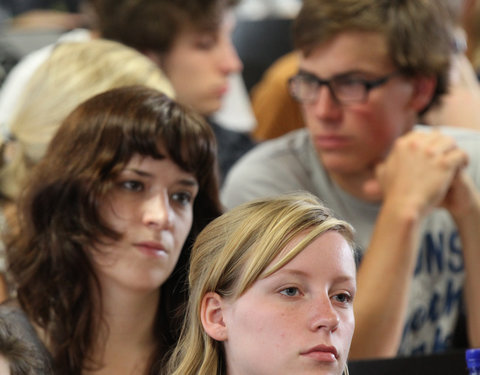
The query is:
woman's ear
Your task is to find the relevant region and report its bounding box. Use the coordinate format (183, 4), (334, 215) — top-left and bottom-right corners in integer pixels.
(410, 75), (437, 113)
(201, 292), (228, 341)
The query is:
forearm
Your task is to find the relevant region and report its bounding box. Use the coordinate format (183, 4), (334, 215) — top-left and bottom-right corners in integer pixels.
(349, 130), (473, 358)
(453, 190), (480, 347)
(350, 199), (423, 359)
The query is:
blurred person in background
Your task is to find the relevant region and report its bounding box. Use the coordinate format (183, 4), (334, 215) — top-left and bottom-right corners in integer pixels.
(0, 0), (255, 183)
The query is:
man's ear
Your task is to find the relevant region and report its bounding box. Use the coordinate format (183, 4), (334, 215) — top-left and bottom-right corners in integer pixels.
(410, 75), (437, 113)
(201, 292), (228, 341)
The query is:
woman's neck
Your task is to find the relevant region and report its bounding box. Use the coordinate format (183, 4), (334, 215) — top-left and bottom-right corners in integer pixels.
(86, 286), (161, 375)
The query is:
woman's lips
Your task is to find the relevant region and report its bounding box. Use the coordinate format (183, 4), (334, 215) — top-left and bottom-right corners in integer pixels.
(134, 242), (167, 258)
(301, 345), (338, 362)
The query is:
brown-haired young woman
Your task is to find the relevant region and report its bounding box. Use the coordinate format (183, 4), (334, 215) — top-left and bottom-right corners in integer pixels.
(1, 85), (221, 375)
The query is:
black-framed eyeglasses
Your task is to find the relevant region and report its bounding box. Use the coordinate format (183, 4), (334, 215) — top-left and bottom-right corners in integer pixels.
(288, 70), (400, 105)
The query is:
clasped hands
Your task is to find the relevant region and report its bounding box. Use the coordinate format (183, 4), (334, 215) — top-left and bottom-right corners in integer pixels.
(363, 129), (476, 222)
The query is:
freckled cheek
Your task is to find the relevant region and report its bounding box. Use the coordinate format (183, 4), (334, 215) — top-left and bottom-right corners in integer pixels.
(275, 312), (297, 344)
(253, 310), (299, 345)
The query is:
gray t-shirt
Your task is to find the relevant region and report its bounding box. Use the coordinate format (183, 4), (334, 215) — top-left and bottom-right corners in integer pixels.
(221, 125), (480, 355)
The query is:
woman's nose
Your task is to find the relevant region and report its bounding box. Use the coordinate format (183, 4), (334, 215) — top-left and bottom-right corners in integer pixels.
(142, 193), (173, 229)
(309, 295), (340, 332)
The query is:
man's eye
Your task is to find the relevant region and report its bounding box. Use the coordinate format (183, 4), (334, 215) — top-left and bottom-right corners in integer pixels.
(280, 287), (300, 297)
(121, 180), (144, 192)
(335, 76), (364, 87)
(300, 75), (319, 86)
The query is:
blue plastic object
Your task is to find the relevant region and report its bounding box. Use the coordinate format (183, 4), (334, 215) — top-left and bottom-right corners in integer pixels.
(466, 349), (480, 375)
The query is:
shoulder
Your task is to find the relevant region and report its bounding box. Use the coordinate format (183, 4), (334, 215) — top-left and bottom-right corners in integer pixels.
(415, 123), (480, 140)
(0, 301), (47, 351)
(0, 301), (37, 339)
(415, 124), (480, 157)
(221, 129), (316, 209)
(238, 128), (311, 161)
(0, 301), (54, 373)
(224, 129), (312, 179)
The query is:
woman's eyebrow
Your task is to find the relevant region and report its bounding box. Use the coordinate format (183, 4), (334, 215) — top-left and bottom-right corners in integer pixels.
(178, 178), (199, 188)
(123, 168), (199, 187)
(123, 168), (153, 177)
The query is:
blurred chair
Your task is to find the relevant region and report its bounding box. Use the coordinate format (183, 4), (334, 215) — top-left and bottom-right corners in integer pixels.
(349, 350), (468, 375)
(232, 17), (293, 92)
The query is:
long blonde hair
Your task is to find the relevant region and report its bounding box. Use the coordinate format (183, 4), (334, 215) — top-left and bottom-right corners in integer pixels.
(0, 38), (174, 201)
(166, 192), (355, 375)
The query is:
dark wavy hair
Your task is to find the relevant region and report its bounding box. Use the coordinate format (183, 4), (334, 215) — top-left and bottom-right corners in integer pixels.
(94, 0), (240, 54)
(6, 85), (222, 374)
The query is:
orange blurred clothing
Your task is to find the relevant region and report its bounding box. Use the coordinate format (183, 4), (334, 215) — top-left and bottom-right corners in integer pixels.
(250, 51), (304, 141)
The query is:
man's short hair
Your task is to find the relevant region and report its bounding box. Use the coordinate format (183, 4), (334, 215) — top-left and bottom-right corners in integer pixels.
(293, 0), (453, 113)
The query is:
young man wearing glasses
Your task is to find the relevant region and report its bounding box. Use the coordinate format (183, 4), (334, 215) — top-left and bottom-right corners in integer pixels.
(222, 0), (480, 359)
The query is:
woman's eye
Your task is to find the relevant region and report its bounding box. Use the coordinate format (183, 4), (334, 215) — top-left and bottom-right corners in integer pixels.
(333, 293), (353, 304)
(279, 287), (300, 297)
(171, 192), (193, 206)
(121, 180), (144, 192)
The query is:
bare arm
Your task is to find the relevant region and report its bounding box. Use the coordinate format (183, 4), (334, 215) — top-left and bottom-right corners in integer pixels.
(443, 172), (480, 348)
(351, 199), (423, 358)
(350, 130), (469, 358)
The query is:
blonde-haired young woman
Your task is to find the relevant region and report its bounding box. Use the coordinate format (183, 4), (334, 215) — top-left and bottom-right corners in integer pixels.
(166, 192), (357, 375)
